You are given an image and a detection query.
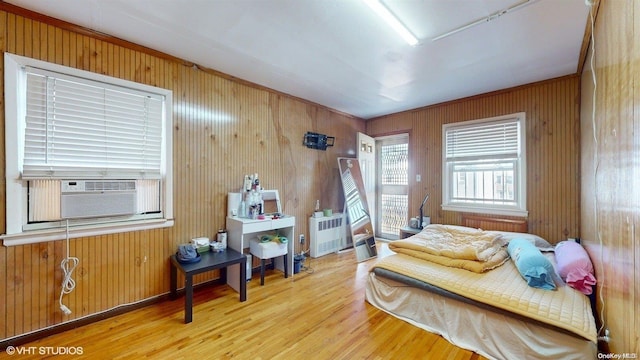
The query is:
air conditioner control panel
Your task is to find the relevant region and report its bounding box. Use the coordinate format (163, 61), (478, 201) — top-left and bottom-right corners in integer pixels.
(61, 180), (85, 193)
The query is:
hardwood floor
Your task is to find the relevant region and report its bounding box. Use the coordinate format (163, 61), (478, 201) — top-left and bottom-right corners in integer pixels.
(9, 245), (486, 359)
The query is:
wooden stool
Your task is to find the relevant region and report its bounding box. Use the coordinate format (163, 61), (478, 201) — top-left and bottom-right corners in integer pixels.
(249, 239), (288, 285)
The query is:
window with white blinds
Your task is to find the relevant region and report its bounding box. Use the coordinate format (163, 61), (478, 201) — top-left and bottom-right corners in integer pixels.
(3, 53), (173, 245)
(442, 113), (527, 217)
(24, 67), (164, 179)
(445, 119), (519, 160)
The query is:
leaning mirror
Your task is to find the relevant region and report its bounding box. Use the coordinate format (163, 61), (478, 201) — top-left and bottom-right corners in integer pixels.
(338, 157), (377, 262)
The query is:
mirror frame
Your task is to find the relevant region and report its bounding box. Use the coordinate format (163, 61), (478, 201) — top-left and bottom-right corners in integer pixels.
(338, 157), (377, 262)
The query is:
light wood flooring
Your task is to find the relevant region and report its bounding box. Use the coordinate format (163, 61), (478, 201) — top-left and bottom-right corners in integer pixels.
(10, 245), (486, 359)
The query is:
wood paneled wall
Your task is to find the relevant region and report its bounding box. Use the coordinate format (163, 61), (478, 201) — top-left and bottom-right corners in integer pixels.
(580, 0), (639, 354)
(0, 6), (364, 341)
(367, 76), (581, 243)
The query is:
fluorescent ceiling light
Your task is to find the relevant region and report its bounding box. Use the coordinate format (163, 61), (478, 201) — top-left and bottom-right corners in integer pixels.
(363, 0), (419, 46)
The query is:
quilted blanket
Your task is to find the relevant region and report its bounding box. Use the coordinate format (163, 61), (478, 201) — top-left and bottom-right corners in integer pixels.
(371, 253), (597, 343)
(389, 224), (509, 272)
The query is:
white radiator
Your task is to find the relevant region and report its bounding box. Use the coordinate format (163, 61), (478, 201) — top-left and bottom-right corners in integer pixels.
(310, 213), (346, 258)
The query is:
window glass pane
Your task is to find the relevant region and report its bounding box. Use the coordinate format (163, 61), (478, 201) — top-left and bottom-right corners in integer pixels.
(380, 194), (408, 234)
(381, 143), (408, 185)
(442, 113), (526, 215)
(450, 160), (516, 205)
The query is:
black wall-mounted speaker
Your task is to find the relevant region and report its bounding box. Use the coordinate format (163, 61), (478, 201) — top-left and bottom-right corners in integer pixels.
(303, 132), (335, 151)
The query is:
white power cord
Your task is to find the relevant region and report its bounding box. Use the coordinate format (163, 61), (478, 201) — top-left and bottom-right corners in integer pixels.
(585, 0), (608, 342)
(59, 220), (79, 315)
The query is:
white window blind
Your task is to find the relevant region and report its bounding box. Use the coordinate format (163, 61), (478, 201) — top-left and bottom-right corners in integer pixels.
(23, 67), (164, 179)
(445, 118), (520, 160)
(442, 113), (527, 217)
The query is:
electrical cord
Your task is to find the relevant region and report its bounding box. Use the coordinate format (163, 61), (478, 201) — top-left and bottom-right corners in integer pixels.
(586, 0), (608, 341)
(59, 220), (79, 315)
(299, 250), (314, 274)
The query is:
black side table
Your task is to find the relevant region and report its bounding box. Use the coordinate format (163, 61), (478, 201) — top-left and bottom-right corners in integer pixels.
(399, 226), (421, 239)
(170, 248), (246, 323)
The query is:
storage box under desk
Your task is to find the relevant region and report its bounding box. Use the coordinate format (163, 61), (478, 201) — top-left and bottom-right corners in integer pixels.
(226, 215), (295, 291)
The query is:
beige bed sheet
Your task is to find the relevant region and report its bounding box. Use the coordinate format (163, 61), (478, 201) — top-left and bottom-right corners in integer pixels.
(371, 252), (597, 342)
(366, 272), (597, 360)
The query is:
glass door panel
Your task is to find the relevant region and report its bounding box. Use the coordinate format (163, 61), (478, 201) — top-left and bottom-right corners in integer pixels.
(376, 135), (409, 239)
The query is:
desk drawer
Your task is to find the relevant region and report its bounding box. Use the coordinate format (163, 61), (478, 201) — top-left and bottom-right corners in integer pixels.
(243, 220), (272, 234)
(272, 217), (295, 228)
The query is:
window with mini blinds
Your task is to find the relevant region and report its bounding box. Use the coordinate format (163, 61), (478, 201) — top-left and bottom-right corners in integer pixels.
(3, 53), (173, 245)
(442, 113), (527, 217)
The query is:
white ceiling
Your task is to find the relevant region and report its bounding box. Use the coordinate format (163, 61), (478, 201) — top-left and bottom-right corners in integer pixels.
(7, 0), (591, 119)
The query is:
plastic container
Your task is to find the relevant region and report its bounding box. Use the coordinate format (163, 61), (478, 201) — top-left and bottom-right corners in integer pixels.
(217, 229), (227, 249)
(294, 254), (305, 274)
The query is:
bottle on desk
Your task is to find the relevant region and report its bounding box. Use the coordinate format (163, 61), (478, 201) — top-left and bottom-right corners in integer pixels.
(217, 229), (227, 250)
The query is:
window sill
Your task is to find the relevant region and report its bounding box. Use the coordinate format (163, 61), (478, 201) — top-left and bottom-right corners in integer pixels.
(442, 204), (528, 218)
(2, 218), (174, 247)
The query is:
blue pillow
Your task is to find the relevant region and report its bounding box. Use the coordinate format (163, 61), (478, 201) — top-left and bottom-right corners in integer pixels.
(507, 238), (556, 290)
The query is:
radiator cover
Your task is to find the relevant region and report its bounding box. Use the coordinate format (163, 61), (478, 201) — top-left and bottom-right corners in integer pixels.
(309, 213), (345, 258)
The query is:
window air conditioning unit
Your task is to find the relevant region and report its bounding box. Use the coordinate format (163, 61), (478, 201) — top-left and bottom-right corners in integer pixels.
(60, 180), (137, 219)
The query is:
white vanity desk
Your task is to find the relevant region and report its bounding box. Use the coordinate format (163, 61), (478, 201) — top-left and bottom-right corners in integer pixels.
(225, 215), (295, 292)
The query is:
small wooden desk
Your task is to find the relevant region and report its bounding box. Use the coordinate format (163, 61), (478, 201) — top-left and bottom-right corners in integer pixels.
(170, 248), (246, 323)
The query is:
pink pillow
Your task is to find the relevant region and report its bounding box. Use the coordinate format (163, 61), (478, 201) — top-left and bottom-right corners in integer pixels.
(555, 241), (596, 295)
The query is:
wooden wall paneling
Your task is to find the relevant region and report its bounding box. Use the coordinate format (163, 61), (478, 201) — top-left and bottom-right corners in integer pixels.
(142, 231), (151, 300)
(148, 229), (158, 299)
(39, 243), (50, 329)
(367, 76), (581, 243)
(37, 243), (47, 328)
(635, 0), (640, 353)
(0, 7), (367, 342)
(106, 234), (117, 310)
(22, 244), (33, 333)
(117, 232), (126, 307)
(140, 232), (149, 300)
(152, 228), (166, 296)
(4, 246), (13, 338)
(105, 233), (113, 310)
(6, 12), (14, 53)
(93, 236), (102, 313)
(580, 0), (639, 354)
(0, 246), (5, 340)
(0, 10), (6, 341)
(84, 236), (93, 317)
(50, 239), (61, 325)
(88, 236), (97, 315)
(24, 16), (33, 57)
(136, 231), (145, 303)
(29, 244), (39, 330)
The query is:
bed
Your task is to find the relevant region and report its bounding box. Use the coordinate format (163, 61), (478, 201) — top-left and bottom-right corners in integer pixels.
(365, 216), (597, 360)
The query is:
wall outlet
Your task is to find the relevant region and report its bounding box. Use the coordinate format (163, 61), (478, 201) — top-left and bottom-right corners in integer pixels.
(299, 234), (305, 244)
